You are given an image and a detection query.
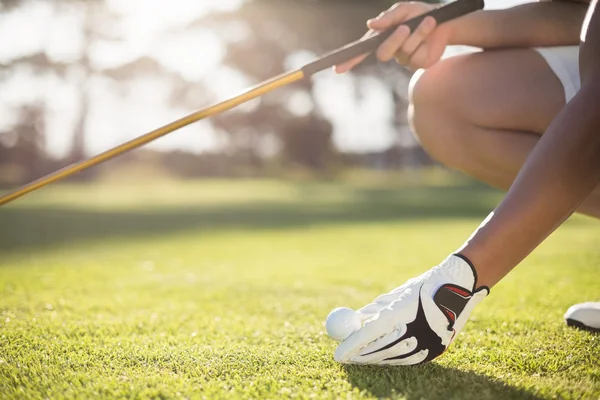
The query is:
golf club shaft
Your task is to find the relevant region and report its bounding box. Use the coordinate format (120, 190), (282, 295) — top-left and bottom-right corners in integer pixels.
(0, 70), (305, 206)
(0, 0), (483, 207)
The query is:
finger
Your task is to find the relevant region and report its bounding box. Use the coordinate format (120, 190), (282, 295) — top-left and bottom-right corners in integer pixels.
(376, 25), (411, 62)
(407, 43), (429, 71)
(368, 3), (409, 30)
(375, 349), (429, 366)
(356, 276), (420, 319)
(352, 336), (418, 364)
(334, 29), (377, 73)
(336, 284), (420, 363)
(334, 53), (369, 74)
(334, 311), (400, 363)
(356, 325), (407, 355)
(395, 16), (436, 65)
(356, 292), (399, 317)
(402, 17), (436, 58)
(413, 29), (447, 71)
(357, 278), (419, 319)
(335, 291), (419, 363)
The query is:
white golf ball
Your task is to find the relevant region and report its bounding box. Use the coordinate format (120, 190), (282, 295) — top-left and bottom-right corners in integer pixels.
(325, 307), (362, 341)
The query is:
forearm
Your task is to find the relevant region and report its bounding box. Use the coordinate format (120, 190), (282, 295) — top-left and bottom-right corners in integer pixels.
(453, 0), (600, 288)
(441, 1), (587, 48)
(458, 84), (600, 287)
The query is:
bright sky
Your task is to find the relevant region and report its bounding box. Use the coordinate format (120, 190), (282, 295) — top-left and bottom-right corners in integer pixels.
(0, 0), (530, 158)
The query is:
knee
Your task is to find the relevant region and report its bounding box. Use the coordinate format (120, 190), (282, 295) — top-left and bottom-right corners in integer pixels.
(408, 60), (470, 169)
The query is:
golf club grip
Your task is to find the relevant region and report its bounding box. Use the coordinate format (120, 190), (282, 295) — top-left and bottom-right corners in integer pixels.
(301, 0), (484, 76)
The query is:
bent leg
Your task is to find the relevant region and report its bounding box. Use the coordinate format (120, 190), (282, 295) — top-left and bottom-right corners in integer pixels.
(408, 47), (600, 218)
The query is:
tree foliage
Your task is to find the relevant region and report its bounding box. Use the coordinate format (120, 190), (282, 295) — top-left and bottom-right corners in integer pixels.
(0, 0), (435, 184)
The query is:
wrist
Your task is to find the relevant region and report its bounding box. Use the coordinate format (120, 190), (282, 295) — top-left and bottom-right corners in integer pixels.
(456, 248), (505, 289)
(436, 253), (488, 293)
(453, 212), (505, 288)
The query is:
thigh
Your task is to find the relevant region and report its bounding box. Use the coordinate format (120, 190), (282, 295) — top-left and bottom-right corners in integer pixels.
(420, 48), (567, 134)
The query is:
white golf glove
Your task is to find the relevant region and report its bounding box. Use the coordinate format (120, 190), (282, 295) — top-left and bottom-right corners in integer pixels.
(334, 254), (489, 365)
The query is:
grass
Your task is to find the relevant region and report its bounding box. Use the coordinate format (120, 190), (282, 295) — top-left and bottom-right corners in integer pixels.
(0, 174), (599, 399)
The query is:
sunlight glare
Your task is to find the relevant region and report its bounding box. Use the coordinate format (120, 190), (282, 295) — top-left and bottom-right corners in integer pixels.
(151, 29), (225, 82)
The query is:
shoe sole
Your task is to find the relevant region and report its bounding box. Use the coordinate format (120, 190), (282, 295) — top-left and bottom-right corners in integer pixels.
(566, 318), (600, 333)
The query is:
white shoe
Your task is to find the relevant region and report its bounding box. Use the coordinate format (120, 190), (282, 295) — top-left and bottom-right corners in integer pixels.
(564, 302), (600, 333)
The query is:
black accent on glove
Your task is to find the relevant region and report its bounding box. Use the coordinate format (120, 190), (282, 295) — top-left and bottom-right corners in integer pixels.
(433, 284), (472, 329)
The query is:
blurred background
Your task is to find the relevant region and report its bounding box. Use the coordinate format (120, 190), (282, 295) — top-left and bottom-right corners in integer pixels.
(2, 3), (599, 398)
(0, 0), (526, 185)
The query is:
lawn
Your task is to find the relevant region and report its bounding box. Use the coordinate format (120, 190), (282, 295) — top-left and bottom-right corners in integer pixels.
(0, 174), (599, 399)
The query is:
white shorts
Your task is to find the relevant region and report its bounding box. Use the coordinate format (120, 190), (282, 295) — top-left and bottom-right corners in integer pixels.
(443, 45), (581, 103)
(534, 46), (581, 103)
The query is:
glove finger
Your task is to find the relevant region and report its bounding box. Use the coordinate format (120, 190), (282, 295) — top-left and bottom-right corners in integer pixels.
(356, 292), (399, 317)
(356, 325), (406, 355)
(336, 287), (423, 363)
(357, 278), (419, 318)
(335, 308), (405, 363)
(374, 349), (429, 366)
(351, 336), (418, 364)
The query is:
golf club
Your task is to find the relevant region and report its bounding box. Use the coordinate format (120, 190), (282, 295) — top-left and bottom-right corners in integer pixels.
(0, 0), (483, 207)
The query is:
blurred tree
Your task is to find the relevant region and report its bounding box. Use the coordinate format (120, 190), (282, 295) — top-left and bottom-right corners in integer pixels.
(0, 105), (49, 184)
(0, 0), (23, 10)
(280, 114), (334, 170)
(0, 0), (440, 184)
(0, 0), (102, 163)
(195, 0), (397, 79)
(0, 0), (195, 182)
(178, 0), (435, 171)
(0, 0), (102, 180)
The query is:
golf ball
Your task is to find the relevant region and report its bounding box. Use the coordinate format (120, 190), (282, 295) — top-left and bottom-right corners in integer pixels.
(325, 307), (362, 341)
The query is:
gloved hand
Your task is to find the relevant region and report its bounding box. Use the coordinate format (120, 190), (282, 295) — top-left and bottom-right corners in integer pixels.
(334, 254), (489, 365)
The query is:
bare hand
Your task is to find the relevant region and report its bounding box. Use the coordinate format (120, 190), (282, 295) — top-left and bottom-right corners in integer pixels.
(334, 2), (451, 73)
